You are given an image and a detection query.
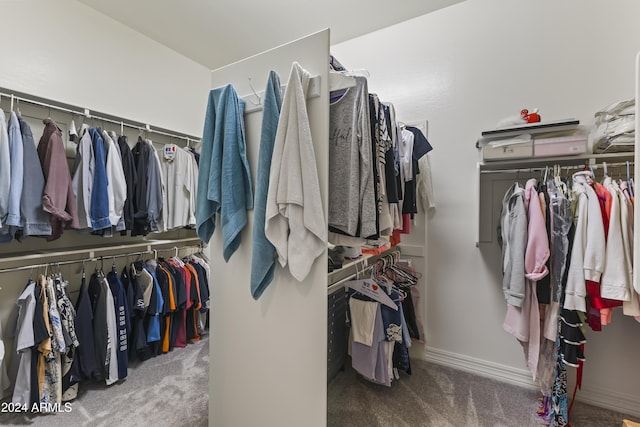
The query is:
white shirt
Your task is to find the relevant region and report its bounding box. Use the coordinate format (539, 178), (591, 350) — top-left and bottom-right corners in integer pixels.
(103, 131), (127, 226)
(72, 130), (94, 229)
(157, 145), (196, 230)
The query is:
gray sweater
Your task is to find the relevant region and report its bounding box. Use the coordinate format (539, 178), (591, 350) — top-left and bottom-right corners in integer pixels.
(328, 76), (376, 238)
(498, 183), (527, 307)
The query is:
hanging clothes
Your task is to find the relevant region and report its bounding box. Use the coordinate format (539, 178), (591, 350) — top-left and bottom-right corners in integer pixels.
(37, 119), (80, 240)
(0, 111), (24, 241)
(157, 144), (197, 231)
(146, 139), (164, 232)
(12, 280), (37, 405)
(106, 270), (130, 380)
(103, 130), (127, 228)
(328, 76), (376, 240)
(118, 135), (136, 235)
(131, 136), (151, 236)
(0, 109), (10, 226)
(250, 70), (283, 300)
(196, 83), (253, 256)
(17, 116), (52, 239)
(72, 127), (94, 230)
(265, 62), (326, 281)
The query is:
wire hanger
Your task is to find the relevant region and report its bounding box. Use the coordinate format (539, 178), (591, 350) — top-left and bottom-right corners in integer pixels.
(247, 77), (261, 106)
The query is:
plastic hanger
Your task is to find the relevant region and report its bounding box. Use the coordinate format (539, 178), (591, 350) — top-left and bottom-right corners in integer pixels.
(329, 71), (357, 92)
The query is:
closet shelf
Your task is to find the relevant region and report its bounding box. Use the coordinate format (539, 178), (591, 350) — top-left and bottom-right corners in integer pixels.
(0, 237), (202, 271)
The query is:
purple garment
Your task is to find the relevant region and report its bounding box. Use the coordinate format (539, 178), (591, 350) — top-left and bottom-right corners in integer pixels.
(351, 304), (390, 386)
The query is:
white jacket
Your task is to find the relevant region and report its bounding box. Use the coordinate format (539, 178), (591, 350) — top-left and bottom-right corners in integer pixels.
(564, 172), (605, 311)
(103, 131), (127, 226)
(601, 177), (631, 301)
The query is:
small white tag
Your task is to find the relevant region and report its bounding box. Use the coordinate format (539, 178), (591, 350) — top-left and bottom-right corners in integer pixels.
(164, 144), (177, 161)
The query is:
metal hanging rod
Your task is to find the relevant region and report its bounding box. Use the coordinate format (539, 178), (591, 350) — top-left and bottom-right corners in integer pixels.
(0, 250), (153, 275)
(0, 237), (202, 269)
(0, 241), (204, 275)
(480, 161), (635, 174)
(0, 87), (201, 144)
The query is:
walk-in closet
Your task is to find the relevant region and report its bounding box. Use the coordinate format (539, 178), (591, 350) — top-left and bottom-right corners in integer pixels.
(1, 1), (640, 427)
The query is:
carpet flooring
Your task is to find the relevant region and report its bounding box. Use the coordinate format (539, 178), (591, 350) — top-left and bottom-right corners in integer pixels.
(328, 357), (636, 427)
(2, 336), (209, 427)
(4, 341), (635, 426)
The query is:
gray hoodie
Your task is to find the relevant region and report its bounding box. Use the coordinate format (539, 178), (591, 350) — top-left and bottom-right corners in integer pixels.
(498, 183), (527, 307)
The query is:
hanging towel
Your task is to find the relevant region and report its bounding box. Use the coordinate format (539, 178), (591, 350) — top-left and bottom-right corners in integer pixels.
(250, 70), (283, 300)
(265, 62), (326, 282)
(196, 84), (253, 262)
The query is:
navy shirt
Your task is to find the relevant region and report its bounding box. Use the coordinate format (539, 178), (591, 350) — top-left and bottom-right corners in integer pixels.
(107, 271), (130, 380)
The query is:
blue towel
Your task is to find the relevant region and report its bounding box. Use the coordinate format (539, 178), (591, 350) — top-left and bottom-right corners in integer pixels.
(196, 84), (253, 262)
(250, 71), (283, 300)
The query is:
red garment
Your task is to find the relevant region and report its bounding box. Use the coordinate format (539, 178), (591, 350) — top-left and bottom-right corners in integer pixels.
(585, 182), (621, 332)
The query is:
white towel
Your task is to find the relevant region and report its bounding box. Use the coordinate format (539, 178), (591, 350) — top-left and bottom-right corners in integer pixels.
(265, 62), (326, 281)
(349, 299), (378, 346)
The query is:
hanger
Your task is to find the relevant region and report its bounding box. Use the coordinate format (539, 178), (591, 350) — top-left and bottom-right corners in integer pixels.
(543, 166), (549, 184)
(247, 77), (261, 106)
(603, 161), (609, 178)
(329, 71), (357, 92)
(346, 278), (398, 310)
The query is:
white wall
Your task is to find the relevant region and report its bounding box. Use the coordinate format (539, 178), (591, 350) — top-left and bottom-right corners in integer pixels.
(0, 0), (210, 136)
(333, 0), (640, 416)
(209, 30), (330, 427)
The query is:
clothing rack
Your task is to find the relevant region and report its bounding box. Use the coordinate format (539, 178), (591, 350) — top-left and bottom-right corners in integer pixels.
(479, 160), (635, 175)
(327, 248), (401, 295)
(241, 75), (321, 114)
(0, 87), (201, 144)
(0, 237), (202, 274)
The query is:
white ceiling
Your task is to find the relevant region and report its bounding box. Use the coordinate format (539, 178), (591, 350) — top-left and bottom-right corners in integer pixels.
(77, 0), (464, 70)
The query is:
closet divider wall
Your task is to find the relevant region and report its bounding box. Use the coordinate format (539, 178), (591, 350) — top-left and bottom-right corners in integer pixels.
(208, 29), (330, 427)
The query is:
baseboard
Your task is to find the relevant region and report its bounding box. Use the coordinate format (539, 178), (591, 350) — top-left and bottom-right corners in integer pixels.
(423, 346), (640, 419)
(424, 346), (538, 391)
(577, 386), (640, 419)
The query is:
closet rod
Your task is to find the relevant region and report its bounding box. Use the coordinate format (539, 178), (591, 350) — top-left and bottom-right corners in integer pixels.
(0, 88), (201, 143)
(479, 160), (635, 174)
(328, 264), (374, 295)
(0, 243), (205, 275)
(0, 250), (153, 274)
(0, 237), (202, 267)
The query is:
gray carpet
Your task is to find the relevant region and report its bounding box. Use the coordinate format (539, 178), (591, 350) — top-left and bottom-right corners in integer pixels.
(2, 336), (209, 427)
(328, 357), (635, 427)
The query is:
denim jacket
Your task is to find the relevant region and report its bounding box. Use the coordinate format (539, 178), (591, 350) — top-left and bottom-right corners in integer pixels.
(0, 112), (25, 241)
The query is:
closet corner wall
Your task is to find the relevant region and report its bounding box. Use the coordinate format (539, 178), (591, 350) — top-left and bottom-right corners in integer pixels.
(208, 29), (330, 427)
